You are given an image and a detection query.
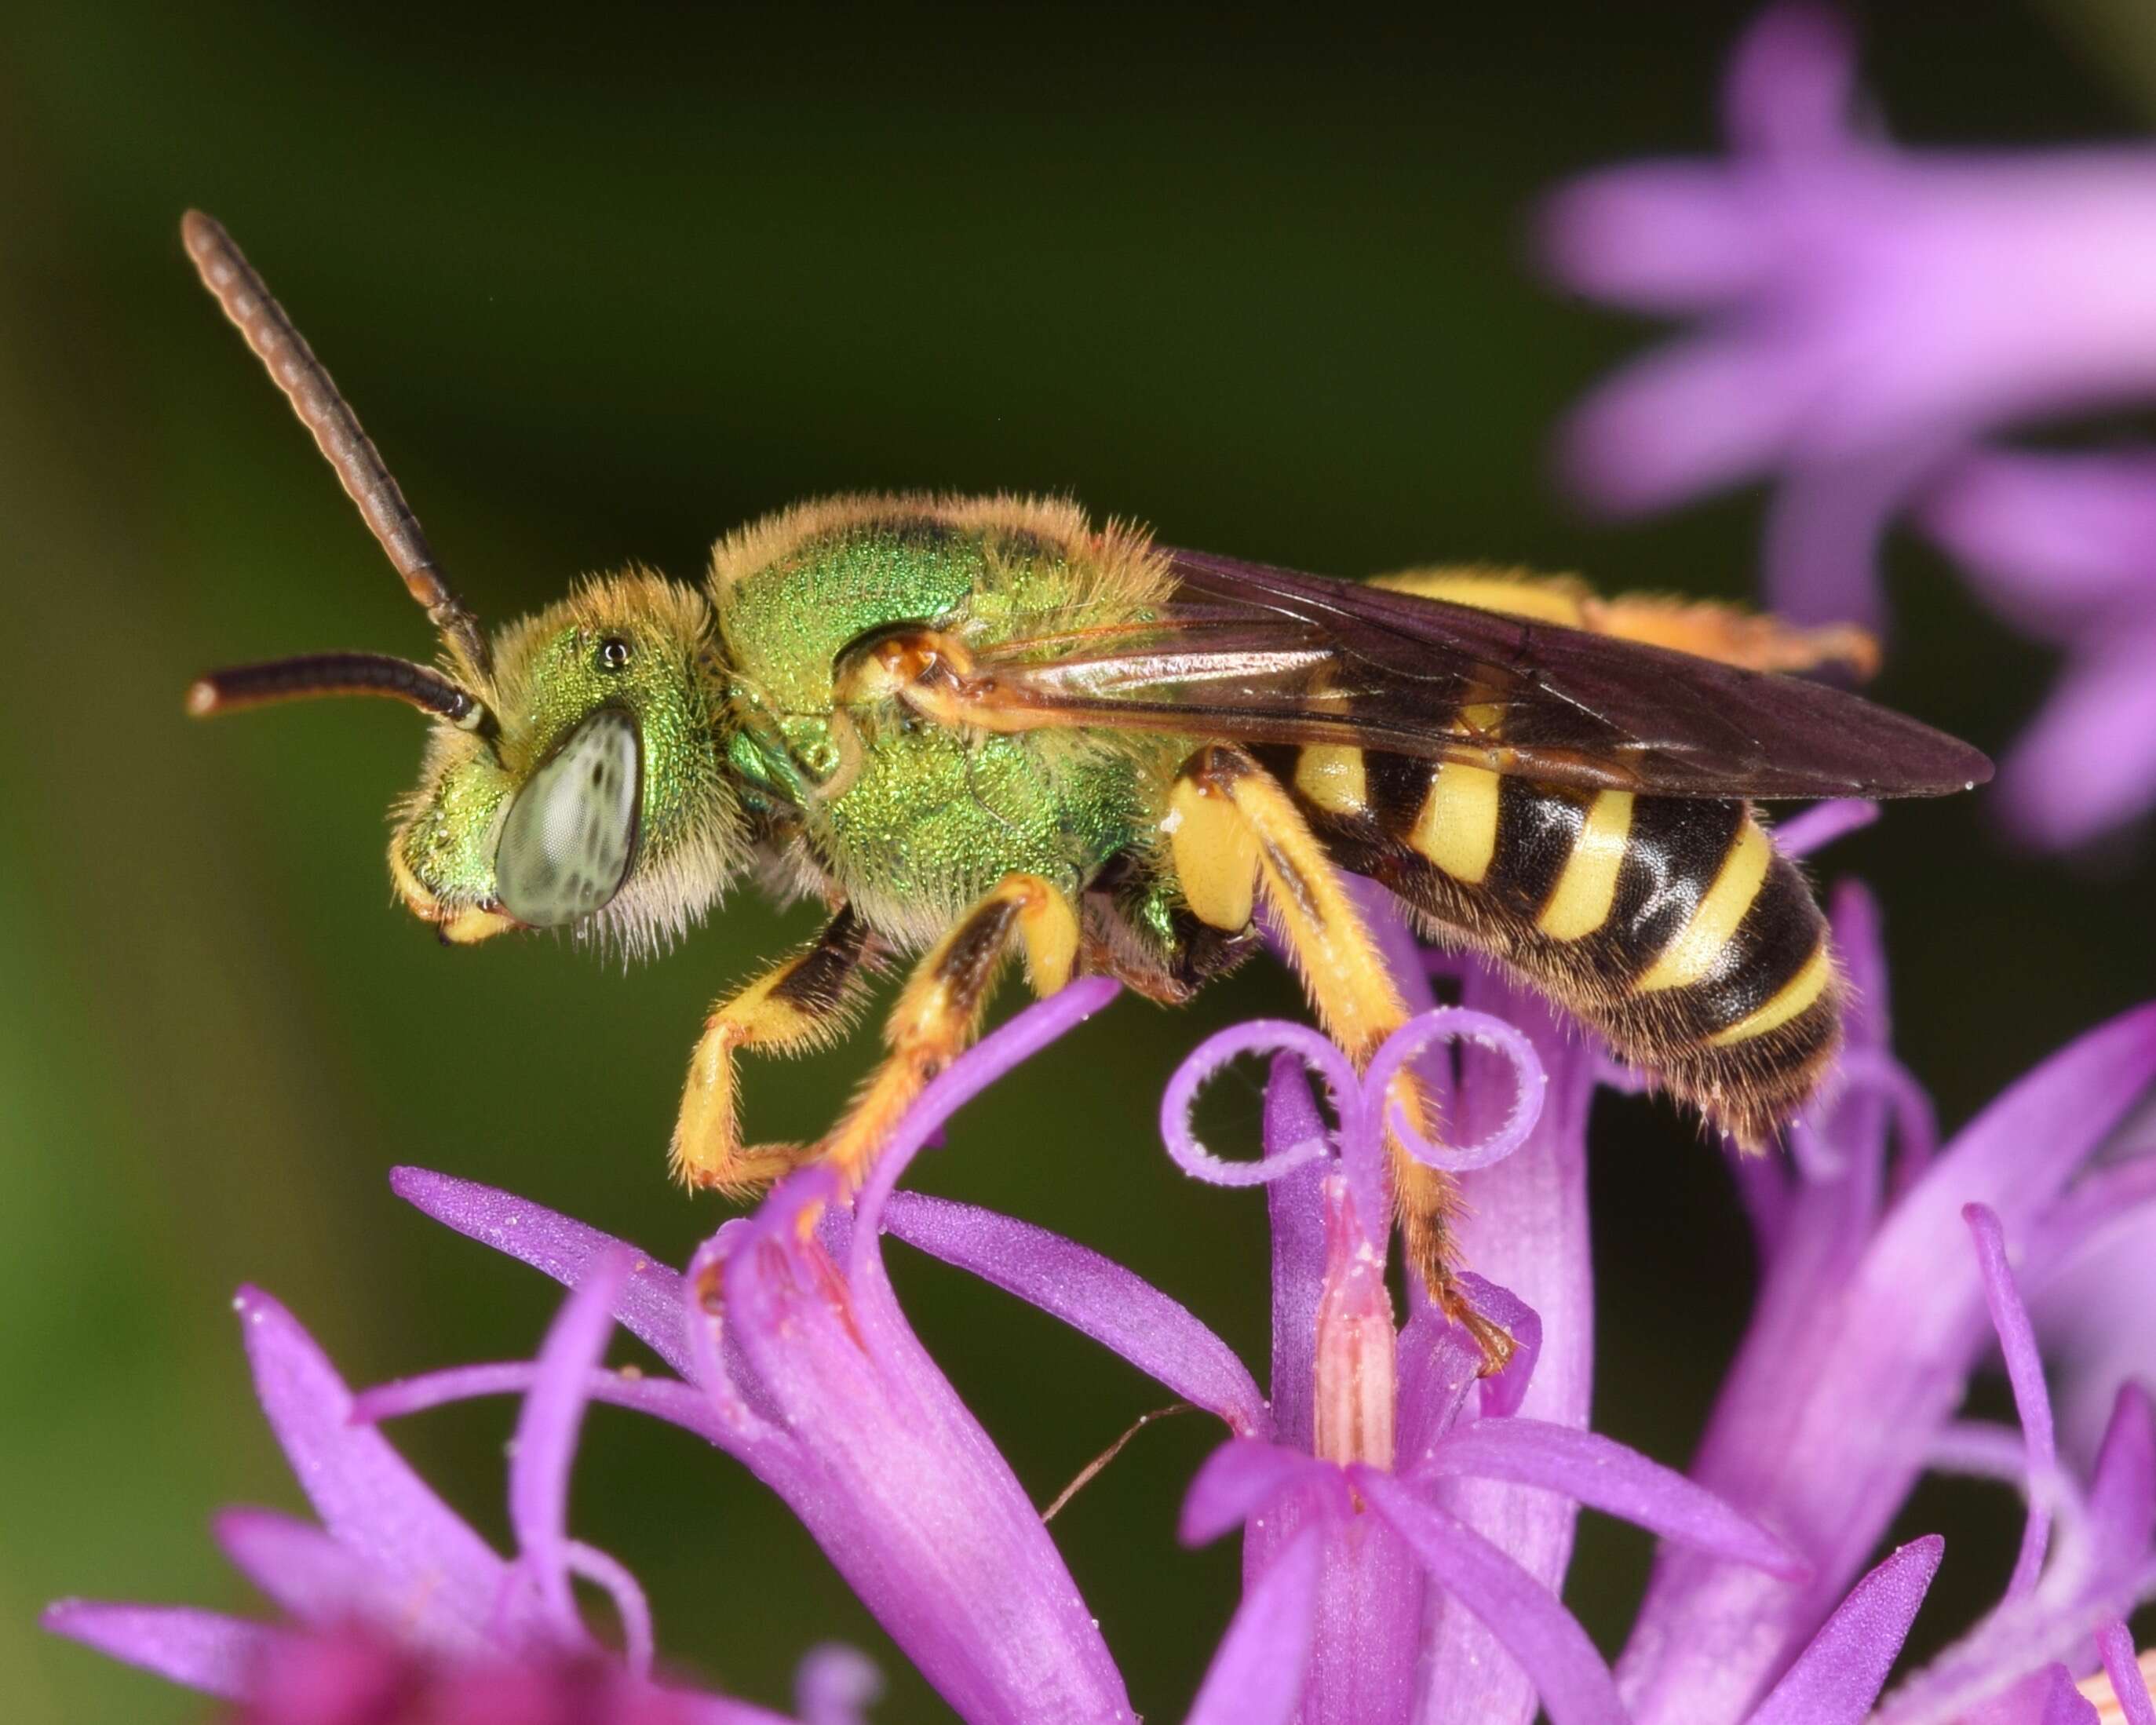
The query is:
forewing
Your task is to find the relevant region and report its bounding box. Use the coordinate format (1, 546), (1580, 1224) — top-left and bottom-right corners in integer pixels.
(966, 548), (1992, 799)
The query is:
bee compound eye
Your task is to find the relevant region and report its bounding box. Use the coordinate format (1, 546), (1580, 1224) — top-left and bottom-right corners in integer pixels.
(597, 636), (633, 671)
(494, 708), (642, 927)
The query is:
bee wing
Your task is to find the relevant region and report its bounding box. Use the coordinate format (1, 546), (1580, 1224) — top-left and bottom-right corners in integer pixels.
(965, 547), (1992, 799)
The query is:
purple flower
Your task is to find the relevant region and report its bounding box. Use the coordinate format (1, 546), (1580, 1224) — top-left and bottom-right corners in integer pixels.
(49, 825), (2156, 1722)
(1917, 450), (2156, 846)
(376, 977), (1300, 1725)
(1161, 1001), (1804, 1724)
(356, 977), (1811, 1724)
(1543, 5), (2156, 629)
(42, 1264), (812, 1723)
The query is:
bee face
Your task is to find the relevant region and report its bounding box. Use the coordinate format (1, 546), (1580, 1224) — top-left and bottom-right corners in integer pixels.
(391, 573), (745, 954)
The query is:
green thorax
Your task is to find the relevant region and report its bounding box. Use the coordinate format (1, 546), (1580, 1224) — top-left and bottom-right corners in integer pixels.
(712, 501), (1177, 935)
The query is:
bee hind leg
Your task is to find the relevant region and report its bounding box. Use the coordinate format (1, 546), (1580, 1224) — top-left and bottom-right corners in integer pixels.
(815, 872), (1081, 1198)
(671, 903), (882, 1198)
(1168, 745), (1511, 1374)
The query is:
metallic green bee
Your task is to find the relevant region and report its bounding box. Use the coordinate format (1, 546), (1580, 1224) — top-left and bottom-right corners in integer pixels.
(181, 213), (1988, 1354)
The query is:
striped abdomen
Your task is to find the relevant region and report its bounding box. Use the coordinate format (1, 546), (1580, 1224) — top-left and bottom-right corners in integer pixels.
(1263, 745), (1840, 1146)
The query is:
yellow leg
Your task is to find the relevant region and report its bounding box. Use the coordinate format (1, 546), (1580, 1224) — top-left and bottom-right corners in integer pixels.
(1169, 747), (1511, 1369)
(671, 906), (880, 1198)
(1370, 566), (1878, 678)
(818, 872), (1081, 1192)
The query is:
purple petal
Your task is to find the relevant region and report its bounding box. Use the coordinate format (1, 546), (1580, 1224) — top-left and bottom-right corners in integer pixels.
(1419, 1419), (1804, 1578)
(1557, 331), (1807, 515)
(2098, 1621), (2156, 1725)
(353, 1360), (720, 1440)
(1442, 966), (1597, 1424)
(879, 1191), (1267, 1435)
(851, 976), (1123, 1247)
(1356, 1468), (1625, 1725)
(1264, 1050), (1332, 1457)
(1761, 447), (1950, 634)
(1420, 962), (1601, 1725)
(391, 1169), (691, 1376)
(235, 1287), (507, 1636)
(1392, 1294), (1483, 1467)
(1459, 1275), (1543, 1421)
(1179, 1439), (1341, 1547)
(1996, 619), (2156, 848)
(2028, 1159), (2156, 1289)
(1538, 164), (1776, 312)
(1965, 1205), (2058, 1600)
(705, 1175), (1132, 1725)
(1745, 1537), (1943, 1725)
(1721, 4), (1859, 159)
(1873, 1562), (2143, 1725)
(2085, 1384), (2156, 1577)
(509, 1250), (634, 1634)
(213, 1509), (448, 1646)
(1954, 1665), (2103, 1725)
(1832, 880), (1892, 1051)
(2036, 1208), (2156, 1476)
(795, 1644), (885, 1725)
(1184, 1526), (1322, 1725)
(1772, 800), (1878, 859)
(1911, 1006), (2156, 1252)
(1920, 450), (2156, 635)
(42, 1601), (279, 1700)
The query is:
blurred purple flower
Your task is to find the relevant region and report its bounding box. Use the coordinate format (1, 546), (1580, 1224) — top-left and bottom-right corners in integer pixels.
(1543, 5), (2156, 623)
(42, 1264), (812, 1724)
(1542, 5), (2156, 843)
(1918, 450), (2156, 846)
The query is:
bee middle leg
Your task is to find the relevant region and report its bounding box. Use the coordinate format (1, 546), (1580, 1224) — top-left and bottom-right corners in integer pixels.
(816, 871), (1082, 1194)
(1169, 743), (1512, 1372)
(671, 904), (882, 1197)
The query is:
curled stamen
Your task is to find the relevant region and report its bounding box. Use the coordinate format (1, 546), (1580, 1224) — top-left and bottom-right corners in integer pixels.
(1786, 1045), (1938, 1185)
(1365, 1008), (1547, 1174)
(1160, 1020), (1356, 1188)
(564, 1540), (655, 1678)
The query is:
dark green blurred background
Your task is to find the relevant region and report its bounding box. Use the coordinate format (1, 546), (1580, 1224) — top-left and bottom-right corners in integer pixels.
(8, 4), (2154, 1720)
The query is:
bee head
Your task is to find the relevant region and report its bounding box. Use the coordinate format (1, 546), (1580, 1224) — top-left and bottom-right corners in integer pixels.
(388, 574), (745, 954)
(178, 213), (746, 957)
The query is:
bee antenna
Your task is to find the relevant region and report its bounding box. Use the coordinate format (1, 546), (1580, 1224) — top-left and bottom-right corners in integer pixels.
(185, 652), (494, 735)
(181, 211), (493, 682)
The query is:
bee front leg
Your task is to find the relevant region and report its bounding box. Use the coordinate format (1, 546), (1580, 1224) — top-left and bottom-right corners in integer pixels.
(671, 904), (882, 1198)
(1169, 745), (1512, 1373)
(816, 872), (1080, 1194)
